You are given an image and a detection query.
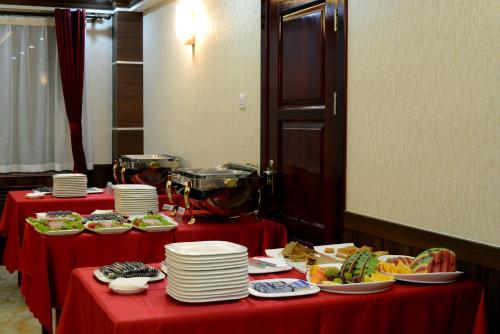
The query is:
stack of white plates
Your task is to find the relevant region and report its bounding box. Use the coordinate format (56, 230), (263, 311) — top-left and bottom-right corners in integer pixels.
(165, 241), (249, 303)
(52, 173), (88, 198)
(113, 184), (159, 216)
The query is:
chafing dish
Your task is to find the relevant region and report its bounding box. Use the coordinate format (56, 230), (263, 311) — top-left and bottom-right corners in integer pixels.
(113, 154), (181, 191)
(167, 163), (263, 223)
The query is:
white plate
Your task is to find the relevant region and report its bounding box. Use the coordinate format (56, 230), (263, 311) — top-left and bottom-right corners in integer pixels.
(306, 264), (395, 294)
(166, 241), (248, 257)
(167, 273), (249, 286)
(166, 265), (248, 277)
(265, 248), (284, 258)
(110, 285), (148, 295)
(132, 221), (177, 232)
(25, 192), (45, 199)
(93, 269), (166, 283)
(168, 284), (248, 297)
(248, 257), (293, 274)
(167, 289), (248, 303)
(84, 222), (132, 234)
(249, 278), (320, 298)
(168, 276), (249, 290)
(263, 248), (314, 274)
(380, 271), (463, 284)
(41, 229), (83, 236)
(165, 251), (248, 264)
(166, 257), (247, 270)
(160, 262), (168, 275)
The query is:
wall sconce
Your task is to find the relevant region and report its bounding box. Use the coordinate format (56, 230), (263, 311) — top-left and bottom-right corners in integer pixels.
(176, 3), (196, 46)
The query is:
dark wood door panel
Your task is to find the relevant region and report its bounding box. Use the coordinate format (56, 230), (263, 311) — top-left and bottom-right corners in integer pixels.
(279, 121), (324, 223)
(280, 4), (324, 106)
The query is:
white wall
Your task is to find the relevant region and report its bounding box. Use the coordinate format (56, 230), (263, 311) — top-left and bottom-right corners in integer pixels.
(347, 0), (500, 246)
(86, 19), (112, 165)
(143, 0), (260, 168)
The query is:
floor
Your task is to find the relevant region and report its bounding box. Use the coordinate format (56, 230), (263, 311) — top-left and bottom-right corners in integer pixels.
(0, 266), (40, 334)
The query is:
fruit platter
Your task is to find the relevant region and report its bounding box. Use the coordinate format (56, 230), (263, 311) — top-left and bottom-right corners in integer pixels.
(129, 213), (178, 232)
(26, 211), (84, 236)
(84, 213), (132, 234)
(377, 248), (463, 284)
(307, 252), (395, 294)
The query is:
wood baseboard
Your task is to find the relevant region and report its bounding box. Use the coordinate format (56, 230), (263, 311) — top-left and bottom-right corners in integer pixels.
(344, 211), (499, 333)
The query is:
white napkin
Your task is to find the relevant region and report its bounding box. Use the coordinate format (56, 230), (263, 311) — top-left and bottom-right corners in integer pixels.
(109, 277), (149, 291)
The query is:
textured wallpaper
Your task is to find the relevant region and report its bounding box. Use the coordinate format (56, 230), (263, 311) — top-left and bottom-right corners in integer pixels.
(143, 0), (261, 168)
(346, 0), (500, 246)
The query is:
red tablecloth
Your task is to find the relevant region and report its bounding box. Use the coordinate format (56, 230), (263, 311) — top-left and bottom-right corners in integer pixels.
(57, 265), (487, 334)
(18, 215), (287, 331)
(0, 190), (173, 272)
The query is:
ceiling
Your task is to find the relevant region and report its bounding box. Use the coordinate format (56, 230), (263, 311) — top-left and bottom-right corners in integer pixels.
(0, 0), (141, 10)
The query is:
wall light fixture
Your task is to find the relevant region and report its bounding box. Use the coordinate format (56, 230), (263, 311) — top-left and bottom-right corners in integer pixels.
(176, 2), (196, 46)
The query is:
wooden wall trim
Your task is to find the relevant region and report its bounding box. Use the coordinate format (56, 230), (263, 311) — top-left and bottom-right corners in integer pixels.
(0, 0), (132, 10)
(344, 211), (500, 271)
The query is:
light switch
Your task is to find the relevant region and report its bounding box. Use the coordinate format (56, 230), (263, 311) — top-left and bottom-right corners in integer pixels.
(239, 93), (246, 110)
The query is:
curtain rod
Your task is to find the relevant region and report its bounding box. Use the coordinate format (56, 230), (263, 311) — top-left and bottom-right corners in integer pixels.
(0, 11), (113, 21)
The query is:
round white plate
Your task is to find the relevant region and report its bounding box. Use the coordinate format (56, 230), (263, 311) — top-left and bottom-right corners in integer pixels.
(84, 222), (132, 234)
(166, 257), (247, 271)
(379, 271), (463, 284)
(248, 257), (293, 274)
(38, 228), (83, 236)
(168, 276), (249, 290)
(166, 241), (247, 257)
(306, 264), (395, 294)
(249, 278), (320, 298)
(132, 220), (178, 232)
(110, 285), (148, 295)
(94, 269), (165, 283)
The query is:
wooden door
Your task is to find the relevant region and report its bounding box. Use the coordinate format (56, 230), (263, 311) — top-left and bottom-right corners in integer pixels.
(261, 0), (346, 245)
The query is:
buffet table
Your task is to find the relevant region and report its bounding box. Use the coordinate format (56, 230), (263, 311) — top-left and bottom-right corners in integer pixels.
(18, 215), (287, 331)
(0, 190), (171, 272)
(57, 265), (487, 334)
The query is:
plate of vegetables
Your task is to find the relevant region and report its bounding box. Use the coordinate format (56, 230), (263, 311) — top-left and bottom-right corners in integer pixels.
(307, 252), (395, 294)
(26, 211), (84, 236)
(129, 213), (177, 232)
(84, 213), (132, 234)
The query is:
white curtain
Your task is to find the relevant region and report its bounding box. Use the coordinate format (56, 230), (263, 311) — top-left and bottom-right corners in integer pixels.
(0, 16), (93, 173)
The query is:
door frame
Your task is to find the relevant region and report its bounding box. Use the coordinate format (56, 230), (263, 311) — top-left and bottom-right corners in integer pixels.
(260, 0), (348, 242)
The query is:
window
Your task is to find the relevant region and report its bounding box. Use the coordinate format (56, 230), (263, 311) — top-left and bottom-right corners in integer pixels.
(0, 16), (92, 173)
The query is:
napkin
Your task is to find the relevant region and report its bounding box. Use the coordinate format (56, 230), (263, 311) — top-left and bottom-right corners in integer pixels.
(109, 277), (149, 291)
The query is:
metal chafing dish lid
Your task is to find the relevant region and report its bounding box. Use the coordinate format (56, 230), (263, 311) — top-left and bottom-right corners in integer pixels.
(122, 154), (179, 161)
(177, 167), (252, 179)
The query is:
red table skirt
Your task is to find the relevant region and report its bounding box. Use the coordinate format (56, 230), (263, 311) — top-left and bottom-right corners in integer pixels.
(18, 215), (288, 331)
(57, 265), (487, 334)
(0, 190), (173, 272)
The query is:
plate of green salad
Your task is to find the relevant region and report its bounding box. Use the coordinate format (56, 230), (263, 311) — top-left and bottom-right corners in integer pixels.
(128, 214), (177, 232)
(26, 211), (84, 236)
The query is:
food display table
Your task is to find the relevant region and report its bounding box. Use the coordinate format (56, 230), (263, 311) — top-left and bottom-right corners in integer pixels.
(57, 265), (487, 334)
(18, 216), (287, 331)
(0, 190), (172, 272)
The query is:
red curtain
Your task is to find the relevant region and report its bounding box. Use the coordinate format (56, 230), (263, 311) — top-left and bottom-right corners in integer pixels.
(54, 8), (88, 173)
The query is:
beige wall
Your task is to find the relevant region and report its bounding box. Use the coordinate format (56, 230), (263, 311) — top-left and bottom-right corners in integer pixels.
(143, 0), (260, 168)
(346, 0), (500, 246)
(86, 19), (112, 165)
